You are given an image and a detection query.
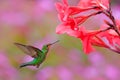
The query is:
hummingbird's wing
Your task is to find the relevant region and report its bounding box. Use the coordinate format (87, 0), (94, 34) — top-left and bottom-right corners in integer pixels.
(27, 45), (43, 57)
(14, 43), (42, 58)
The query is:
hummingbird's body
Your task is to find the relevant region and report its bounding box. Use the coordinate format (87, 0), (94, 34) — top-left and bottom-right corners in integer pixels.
(15, 41), (58, 68)
(19, 46), (47, 68)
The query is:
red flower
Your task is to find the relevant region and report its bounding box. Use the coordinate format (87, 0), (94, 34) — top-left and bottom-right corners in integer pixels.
(91, 20), (120, 54)
(55, 0), (120, 54)
(55, 0), (104, 54)
(78, 0), (110, 10)
(77, 28), (102, 53)
(91, 31), (120, 53)
(56, 22), (100, 53)
(55, 0), (93, 22)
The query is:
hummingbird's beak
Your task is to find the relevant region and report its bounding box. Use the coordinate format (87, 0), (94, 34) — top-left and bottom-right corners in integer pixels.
(47, 40), (59, 47)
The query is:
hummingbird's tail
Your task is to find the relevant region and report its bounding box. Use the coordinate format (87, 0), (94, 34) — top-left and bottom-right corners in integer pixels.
(19, 63), (33, 68)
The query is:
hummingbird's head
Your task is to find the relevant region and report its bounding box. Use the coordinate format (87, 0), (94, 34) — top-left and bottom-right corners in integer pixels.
(42, 40), (59, 53)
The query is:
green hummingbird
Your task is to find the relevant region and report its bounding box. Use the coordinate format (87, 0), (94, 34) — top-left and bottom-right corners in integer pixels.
(14, 40), (59, 68)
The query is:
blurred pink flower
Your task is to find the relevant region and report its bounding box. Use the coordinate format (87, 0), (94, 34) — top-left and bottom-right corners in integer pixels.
(36, 66), (73, 80)
(68, 49), (81, 63)
(0, 11), (29, 26)
(112, 6), (120, 20)
(0, 52), (18, 80)
(0, 0), (55, 26)
(36, 67), (53, 80)
(88, 52), (105, 66)
(36, 67), (54, 80)
(57, 66), (73, 80)
(33, 0), (54, 22)
(35, 60), (120, 80)
(82, 52), (120, 80)
(83, 66), (99, 79)
(35, 0), (54, 11)
(104, 65), (119, 80)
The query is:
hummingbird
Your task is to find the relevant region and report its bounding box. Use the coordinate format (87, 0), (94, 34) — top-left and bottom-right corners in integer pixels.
(14, 40), (59, 68)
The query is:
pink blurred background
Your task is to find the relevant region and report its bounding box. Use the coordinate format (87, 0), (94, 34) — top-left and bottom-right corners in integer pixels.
(0, 0), (120, 80)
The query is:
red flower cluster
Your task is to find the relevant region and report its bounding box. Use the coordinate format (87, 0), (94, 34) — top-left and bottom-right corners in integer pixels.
(55, 0), (120, 54)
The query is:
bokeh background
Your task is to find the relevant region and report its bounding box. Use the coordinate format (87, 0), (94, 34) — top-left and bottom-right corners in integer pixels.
(0, 0), (120, 80)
